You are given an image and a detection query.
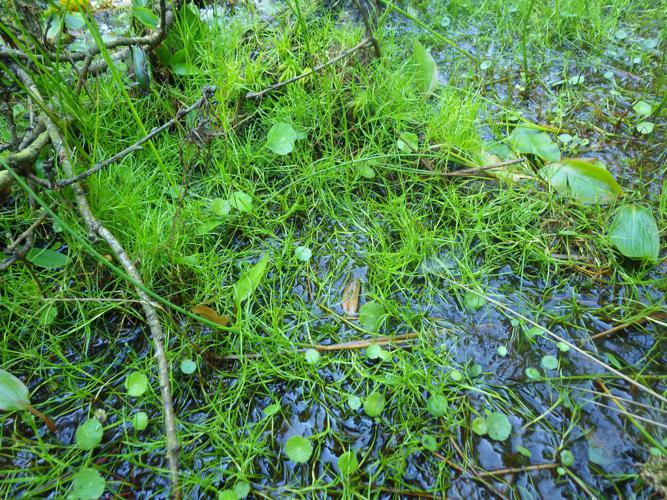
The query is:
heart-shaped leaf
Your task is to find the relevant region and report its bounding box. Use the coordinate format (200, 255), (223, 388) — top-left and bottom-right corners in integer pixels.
(541, 158), (623, 204)
(0, 369), (30, 411)
(211, 199), (231, 217)
(26, 247), (69, 269)
(510, 126), (561, 162)
(75, 417), (104, 450)
(363, 391), (386, 417)
(125, 371), (148, 397)
(132, 411), (149, 431)
(486, 412), (512, 441)
(229, 191), (253, 213)
(180, 359), (197, 374)
(608, 204), (660, 261)
(294, 246), (312, 262)
(266, 123), (306, 155)
(233, 254), (269, 304)
(285, 435), (313, 463)
(426, 394), (448, 417)
(413, 39), (439, 96)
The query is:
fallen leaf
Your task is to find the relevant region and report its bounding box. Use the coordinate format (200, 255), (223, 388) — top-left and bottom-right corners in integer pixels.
(191, 305), (230, 326)
(341, 278), (361, 317)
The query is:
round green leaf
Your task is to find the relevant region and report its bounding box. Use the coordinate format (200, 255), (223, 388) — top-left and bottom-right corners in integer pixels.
(426, 394), (448, 417)
(294, 246), (312, 262)
(180, 359), (197, 375)
(358, 164), (375, 179)
(132, 411), (149, 431)
(211, 198), (231, 217)
(472, 416), (487, 435)
(266, 122), (306, 155)
(560, 449), (575, 466)
(525, 367), (540, 379)
(359, 301), (385, 332)
(486, 412), (512, 441)
(557, 342), (570, 352)
(71, 468), (105, 500)
(125, 371), (148, 397)
(449, 369), (463, 382)
(75, 417), (103, 450)
(397, 132), (419, 153)
(229, 191), (253, 213)
(366, 344), (383, 360)
(497, 345), (508, 357)
(421, 434), (438, 451)
(347, 395), (362, 410)
(0, 369), (30, 411)
(285, 435), (313, 463)
(337, 450), (359, 476)
(363, 391), (386, 417)
(525, 326), (543, 339)
(541, 158), (623, 204)
(304, 348), (321, 364)
(463, 291), (486, 310)
(541, 355), (559, 371)
(609, 205), (660, 261)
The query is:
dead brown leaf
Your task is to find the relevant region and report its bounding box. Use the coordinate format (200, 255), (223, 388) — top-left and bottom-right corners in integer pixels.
(191, 305), (230, 327)
(341, 277), (361, 316)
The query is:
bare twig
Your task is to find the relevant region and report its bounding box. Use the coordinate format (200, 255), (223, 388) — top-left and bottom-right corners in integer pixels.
(585, 311), (667, 343)
(4, 209), (49, 253)
(246, 38), (373, 100)
(56, 86), (216, 188)
(312, 332), (418, 351)
(10, 63), (181, 498)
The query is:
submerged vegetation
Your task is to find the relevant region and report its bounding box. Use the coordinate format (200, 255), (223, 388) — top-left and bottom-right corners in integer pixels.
(0, 0), (665, 497)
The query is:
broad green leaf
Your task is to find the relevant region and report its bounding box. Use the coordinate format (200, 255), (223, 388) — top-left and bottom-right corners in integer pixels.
(180, 359), (197, 374)
(132, 411), (149, 431)
(359, 301), (385, 332)
(125, 371), (148, 397)
(294, 246), (312, 262)
(541, 355), (559, 371)
(397, 132), (419, 153)
(39, 305), (58, 326)
(608, 205), (659, 261)
(541, 158), (623, 204)
(337, 450), (359, 475)
(363, 391), (385, 417)
(0, 369), (30, 411)
(218, 490), (236, 500)
(463, 291), (486, 310)
(633, 100), (652, 116)
(233, 482), (251, 499)
(426, 394), (448, 417)
(266, 123), (306, 155)
(358, 164), (375, 179)
(211, 198), (231, 217)
(229, 191), (253, 213)
(64, 13), (85, 30)
(75, 417), (103, 450)
(636, 121), (654, 134)
(133, 7), (159, 28)
(71, 468), (105, 500)
(233, 254), (269, 304)
(285, 435), (313, 463)
(26, 247), (68, 269)
(525, 367), (540, 379)
(412, 39), (439, 96)
(486, 412), (512, 441)
(304, 348), (321, 364)
(171, 63), (200, 76)
(449, 369), (463, 382)
(510, 126), (561, 162)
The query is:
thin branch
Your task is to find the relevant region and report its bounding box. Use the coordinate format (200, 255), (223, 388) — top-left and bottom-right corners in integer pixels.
(585, 311), (667, 343)
(4, 209), (49, 253)
(9, 63), (181, 498)
(55, 86), (216, 188)
(245, 38), (373, 100)
(313, 332), (418, 351)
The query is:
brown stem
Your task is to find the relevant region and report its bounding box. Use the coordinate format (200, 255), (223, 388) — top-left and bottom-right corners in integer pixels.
(26, 405), (57, 433)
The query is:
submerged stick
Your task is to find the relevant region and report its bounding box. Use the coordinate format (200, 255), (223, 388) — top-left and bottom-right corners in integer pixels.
(26, 405), (57, 433)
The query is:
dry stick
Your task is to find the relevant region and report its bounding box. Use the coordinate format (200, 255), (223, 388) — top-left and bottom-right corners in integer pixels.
(245, 38), (373, 100)
(441, 277), (667, 405)
(4, 209), (49, 253)
(441, 157), (527, 176)
(10, 64), (181, 498)
(585, 311), (667, 343)
(56, 86), (216, 188)
(477, 463), (559, 477)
